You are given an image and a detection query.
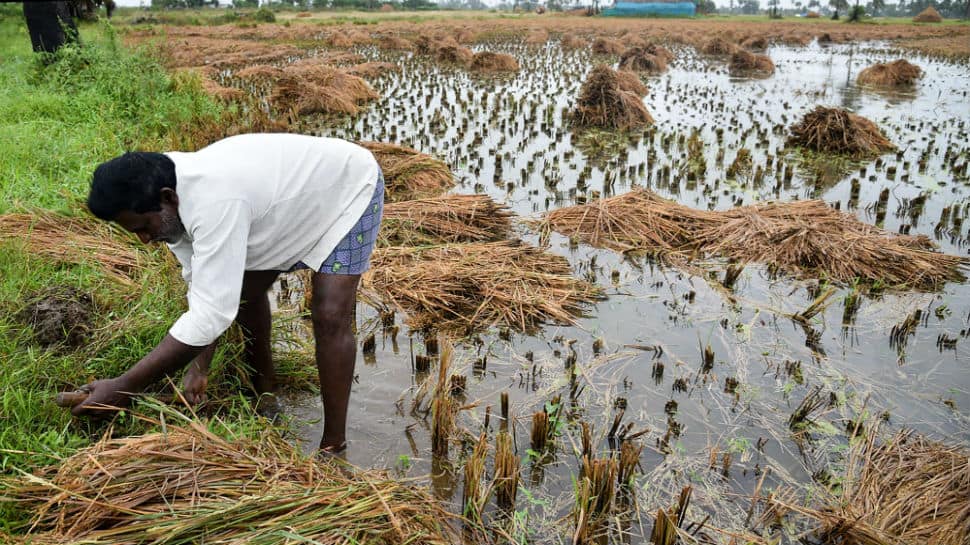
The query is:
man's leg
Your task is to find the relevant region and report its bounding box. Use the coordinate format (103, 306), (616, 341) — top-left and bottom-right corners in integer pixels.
(238, 270), (281, 395)
(310, 272), (361, 451)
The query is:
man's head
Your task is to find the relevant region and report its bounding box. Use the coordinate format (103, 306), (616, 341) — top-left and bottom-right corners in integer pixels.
(88, 152), (185, 244)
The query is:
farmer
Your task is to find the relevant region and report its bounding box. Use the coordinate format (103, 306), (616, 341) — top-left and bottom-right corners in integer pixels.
(77, 134), (384, 453)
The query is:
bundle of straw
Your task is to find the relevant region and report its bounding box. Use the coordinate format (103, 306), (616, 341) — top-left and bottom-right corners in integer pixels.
(787, 106), (894, 157)
(358, 141), (456, 202)
(435, 44), (475, 66)
(538, 189), (706, 254)
(346, 62), (401, 79)
(538, 189), (967, 289)
(693, 200), (965, 287)
(702, 36), (737, 56)
(572, 65), (654, 130)
(773, 428), (969, 545)
(591, 37), (625, 55)
(378, 35), (414, 51)
(4, 411), (458, 545)
(618, 46), (667, 73)
(470, 51), (520, 72)
(913, 5), (943, 22)
(857, 59), (922, 87)
(728, 49), (775, 77)
(0, 212), (143, 285)
(364, 241), (602, 333)
(270, 65), (379, 117)
(379, 194), (514, 246)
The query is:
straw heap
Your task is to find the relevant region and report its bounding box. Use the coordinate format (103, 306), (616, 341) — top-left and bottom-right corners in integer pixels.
(728, 49), (775, 77)
(269, 65), (379, 116)
(358, 141), (456, 202)
(618, 44), (673, 73)
(538, 189), (966, 289)
(2, 414), (458, 545)
(857, 59), (922, 87)
(572, 65), (654, 130)
(470, 51), (520, 72)
(913, 5), (943, 22)
(379, 194), (514, 246)
(788, 106), (894, 157)
(815, 429), (969, 545)
(771, 428), (970, 545)
(0, 212), (143, 285)
(364, 241), (602, 333)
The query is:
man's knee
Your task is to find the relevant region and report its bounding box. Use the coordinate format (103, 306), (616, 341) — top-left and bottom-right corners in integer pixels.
(311, 298), (353, 337)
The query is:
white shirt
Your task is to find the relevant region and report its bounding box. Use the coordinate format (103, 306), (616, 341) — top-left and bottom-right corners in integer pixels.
(164, 134), (379, 347)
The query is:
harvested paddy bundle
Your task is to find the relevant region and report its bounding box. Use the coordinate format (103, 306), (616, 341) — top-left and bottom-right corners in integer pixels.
(347, 61), (401, 79)
(691, 199), (966, 287)
(3, 412), (458, 544)
(357, 141), (455, 202)
(378, 34), (414, 51)
(379, 194), (513, 246)
(539, 189), (966, 288)
(782, 428), (969, 545)
(0, 212), (142, 285)
(618, 45), (669, 73)
(538, 189), (703, 253)
(414, 34), (438, 54)
(616, 70), (648, 96)
(729, 49), (775, 77)
(328, 31), (355, 48)
(782, 33), (811, 47)
(525, 29), (549, 44)
(857, 59), (922, 87)
(334, 30), (372, 47)
(787, 106), (894, 157)
(913, 5), (943, 21)
(572, 65), (654, 130)
(741, 35), (769, 50)
(561, 34), (586, 49)
(435, 43), (475, 66)
(702, 36), (737, 55)
(234, 63), (284, 81)
(364, 241), (602, 333)
(470, 51), (520, 72)
(454, 29), (477, 43)
(270, 66), (379, 116)
(591, 36), (625, 55)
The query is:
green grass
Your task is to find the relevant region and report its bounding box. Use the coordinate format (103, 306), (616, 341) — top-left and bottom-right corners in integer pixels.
(0, 11), (282, 510)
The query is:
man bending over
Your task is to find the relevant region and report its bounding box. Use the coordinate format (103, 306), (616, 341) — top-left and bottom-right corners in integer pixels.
(77, 134), (384, 453)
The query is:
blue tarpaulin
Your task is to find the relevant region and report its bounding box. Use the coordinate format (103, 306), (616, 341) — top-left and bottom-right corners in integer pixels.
(602, 1), (696, 16)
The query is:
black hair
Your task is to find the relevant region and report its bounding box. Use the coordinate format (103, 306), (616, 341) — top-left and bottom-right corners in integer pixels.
(87, 152), (176, 221)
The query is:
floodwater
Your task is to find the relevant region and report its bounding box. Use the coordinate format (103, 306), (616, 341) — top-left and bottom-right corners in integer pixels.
(274, 39), (970, 542)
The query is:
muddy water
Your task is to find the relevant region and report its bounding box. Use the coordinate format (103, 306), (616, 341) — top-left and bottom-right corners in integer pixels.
(280, 39), (969, 541)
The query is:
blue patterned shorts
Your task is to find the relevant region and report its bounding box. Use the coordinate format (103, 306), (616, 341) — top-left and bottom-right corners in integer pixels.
(290, 172), (384, 275)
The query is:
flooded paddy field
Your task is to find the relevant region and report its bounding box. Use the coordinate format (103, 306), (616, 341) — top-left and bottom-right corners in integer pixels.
(247, 24), (970, 543)
(4, 11), (969, 545)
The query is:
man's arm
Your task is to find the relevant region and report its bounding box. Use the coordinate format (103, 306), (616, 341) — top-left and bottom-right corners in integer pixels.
(72, 335), (204, 416)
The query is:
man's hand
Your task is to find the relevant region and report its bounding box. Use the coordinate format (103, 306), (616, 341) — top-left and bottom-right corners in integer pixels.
(70, 377), (135, 417)
(181, 364), (208, 406)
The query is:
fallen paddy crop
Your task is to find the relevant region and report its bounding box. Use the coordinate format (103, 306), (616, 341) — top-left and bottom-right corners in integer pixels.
(379, 194), (513, 246)
(1, 407), (462, 545)
(358, 141), (456, 202)
(538, 189), (967, 288)
(364, 241), (603, 333)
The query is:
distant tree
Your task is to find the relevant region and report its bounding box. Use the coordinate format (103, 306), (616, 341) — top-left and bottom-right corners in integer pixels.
(740, 0), (760, 13)
(829, 0), (848, 17)
(696, 0), (717, 13)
